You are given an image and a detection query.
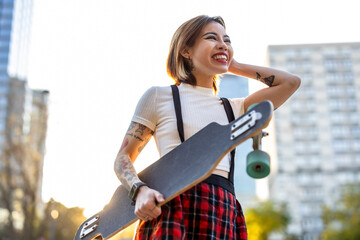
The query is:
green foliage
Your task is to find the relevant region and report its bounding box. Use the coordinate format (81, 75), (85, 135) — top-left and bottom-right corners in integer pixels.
(37, 198), (87, 240)
(322, 183), (360, 240)
(245, 200), (291, 240)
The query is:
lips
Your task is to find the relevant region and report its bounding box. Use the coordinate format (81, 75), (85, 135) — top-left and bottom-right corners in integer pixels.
(212, 52), (228, 63)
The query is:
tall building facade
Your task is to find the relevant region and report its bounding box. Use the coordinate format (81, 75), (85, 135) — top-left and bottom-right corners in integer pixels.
(218, 74), (257, 207)
(0, 0), (49, 236)
(267, 42), (360, 239)
(1, 0), (34, 146)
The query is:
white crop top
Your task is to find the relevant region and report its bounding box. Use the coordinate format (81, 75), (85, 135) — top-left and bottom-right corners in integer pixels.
(132, 83), (245, 172)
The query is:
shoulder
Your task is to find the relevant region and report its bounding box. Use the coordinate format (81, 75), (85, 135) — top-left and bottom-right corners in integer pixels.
(138, 86), (168, 102)
(141, 85), (172, 97)
(136, 85), (173, 110)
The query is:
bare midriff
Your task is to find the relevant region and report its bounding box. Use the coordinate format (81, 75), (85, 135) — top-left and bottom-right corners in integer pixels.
(212, 169), (229, 179)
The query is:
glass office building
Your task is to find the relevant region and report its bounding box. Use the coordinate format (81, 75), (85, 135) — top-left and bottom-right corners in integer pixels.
(1, 0), (34, 148)
(0, 0), (49, 233)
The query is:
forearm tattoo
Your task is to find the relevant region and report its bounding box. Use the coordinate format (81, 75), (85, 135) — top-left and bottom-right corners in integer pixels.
(114, 155), (140, 190)
(256, 72), (275, 87)
(138, 134), (152, 153)
(114, 122), (154, 189)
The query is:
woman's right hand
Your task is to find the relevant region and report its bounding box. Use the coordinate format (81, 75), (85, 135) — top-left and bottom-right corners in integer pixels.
(134, 186), (165, 221)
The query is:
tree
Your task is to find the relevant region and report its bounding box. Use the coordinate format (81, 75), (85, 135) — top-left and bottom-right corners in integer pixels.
(245, 200), (291, 240)
(37, 199), (87, 240)
(322, 182), (360, 240)
(0, 78), (48, 239)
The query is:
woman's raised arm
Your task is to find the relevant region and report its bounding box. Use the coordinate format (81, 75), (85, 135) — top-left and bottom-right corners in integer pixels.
(228, 59), (301, 110)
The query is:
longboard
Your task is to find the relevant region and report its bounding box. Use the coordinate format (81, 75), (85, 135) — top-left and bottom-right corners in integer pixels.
(74, 100), (273, 240)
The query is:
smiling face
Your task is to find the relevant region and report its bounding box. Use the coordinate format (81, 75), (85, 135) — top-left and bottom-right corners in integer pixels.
(183, 22), (233, 78)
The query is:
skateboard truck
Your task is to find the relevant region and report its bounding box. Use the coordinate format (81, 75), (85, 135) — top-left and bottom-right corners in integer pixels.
(80, 215), (100, 239)
(245, 104), (271, 179)
(230, 110), (262, 140)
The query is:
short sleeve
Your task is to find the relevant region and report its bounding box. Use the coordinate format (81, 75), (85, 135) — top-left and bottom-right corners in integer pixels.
(131, 87), (158, 131)
(229, 98), (245, 119)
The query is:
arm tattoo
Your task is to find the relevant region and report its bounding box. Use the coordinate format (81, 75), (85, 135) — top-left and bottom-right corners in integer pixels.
(255, 72), (275, 87)
(135, 125), (146, 135)
(138, 135), (151, 153)
(263, 75), (275, 87)
(126, 133), (144, 141)
(120, 138), (129, 152)
(115, 122), (154, 189)
(138, 130), (154, 153)
(114, 155), (140, 190)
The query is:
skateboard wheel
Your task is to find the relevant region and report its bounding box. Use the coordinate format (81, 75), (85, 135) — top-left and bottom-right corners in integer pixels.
(247, 103), (258, 110)
(246, 150), (270, 179)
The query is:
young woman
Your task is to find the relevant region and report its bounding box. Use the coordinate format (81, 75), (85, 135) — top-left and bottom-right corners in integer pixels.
(114, 15), (300, 239)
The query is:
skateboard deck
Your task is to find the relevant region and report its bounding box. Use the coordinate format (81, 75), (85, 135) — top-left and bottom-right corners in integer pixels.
(74, 100), (273, 240)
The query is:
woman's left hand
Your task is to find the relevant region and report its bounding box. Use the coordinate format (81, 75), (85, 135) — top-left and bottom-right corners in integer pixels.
(227, 58), (238, 74)
(226, 58), (301, 110)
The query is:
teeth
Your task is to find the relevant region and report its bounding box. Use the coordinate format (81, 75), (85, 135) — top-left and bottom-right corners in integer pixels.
(213, 55), (227, 61)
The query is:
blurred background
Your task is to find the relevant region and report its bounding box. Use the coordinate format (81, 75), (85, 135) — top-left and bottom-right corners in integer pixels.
(0, 0), (359, 239)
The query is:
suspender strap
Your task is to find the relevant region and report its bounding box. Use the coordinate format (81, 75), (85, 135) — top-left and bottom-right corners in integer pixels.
(170, 85), (236, 187)
(220, 98), (236, 184)
(171, 85), (185, 143)
(220, 98), (235, 123)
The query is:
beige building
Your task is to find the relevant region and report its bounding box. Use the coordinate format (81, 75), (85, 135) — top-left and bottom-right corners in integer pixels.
(267, 42), (360, 240)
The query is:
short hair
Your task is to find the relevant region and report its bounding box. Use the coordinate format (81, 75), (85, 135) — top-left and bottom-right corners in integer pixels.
(166, 15), (226, 94)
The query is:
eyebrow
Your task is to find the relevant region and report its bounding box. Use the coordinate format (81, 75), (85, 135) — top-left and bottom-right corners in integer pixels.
(202, 32), (230, 39)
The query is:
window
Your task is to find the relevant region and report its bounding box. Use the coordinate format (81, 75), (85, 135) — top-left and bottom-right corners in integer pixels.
(344, 72), (354, 83)
(337, 172), (355, 184)
(327, 86), (355, 97)
(335, 154), (353, 167)
(298, 173), (323, 185)
(333, 140), (351, 152)
(293, 127), (318, 139)
(328, 99), (357, 111)
(332, 126), (350, 138)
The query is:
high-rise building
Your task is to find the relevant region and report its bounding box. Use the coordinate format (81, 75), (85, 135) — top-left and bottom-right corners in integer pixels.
(0, 0), (49, 236)
(1, 0), (34, 143)
(267, 42), (360, 240)
(219, 74), (257, 207)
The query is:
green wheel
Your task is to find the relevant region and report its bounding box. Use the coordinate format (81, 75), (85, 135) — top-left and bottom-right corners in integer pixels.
(246, 150), (270, 179)
(247, 103), (258, 111)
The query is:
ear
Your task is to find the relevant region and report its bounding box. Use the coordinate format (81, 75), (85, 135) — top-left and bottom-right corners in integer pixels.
(180, 47), (192, 59)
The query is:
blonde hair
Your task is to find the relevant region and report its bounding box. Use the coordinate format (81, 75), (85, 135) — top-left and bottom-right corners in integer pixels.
(166, 15), (226, 94)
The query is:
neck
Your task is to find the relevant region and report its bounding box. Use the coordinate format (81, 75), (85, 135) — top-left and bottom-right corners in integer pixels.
(192, 71), (214, 89)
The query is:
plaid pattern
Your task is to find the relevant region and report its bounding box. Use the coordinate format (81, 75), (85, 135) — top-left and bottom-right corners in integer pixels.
(134, 182), (247, 240)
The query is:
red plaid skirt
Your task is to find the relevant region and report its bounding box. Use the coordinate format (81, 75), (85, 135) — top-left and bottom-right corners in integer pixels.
(134, 182), (247, 239)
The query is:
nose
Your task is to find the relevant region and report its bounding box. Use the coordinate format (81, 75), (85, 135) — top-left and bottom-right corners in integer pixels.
(217, 40), (228, 51)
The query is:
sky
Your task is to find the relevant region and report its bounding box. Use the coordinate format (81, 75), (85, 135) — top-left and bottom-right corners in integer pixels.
(27, 0), (360, 216)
